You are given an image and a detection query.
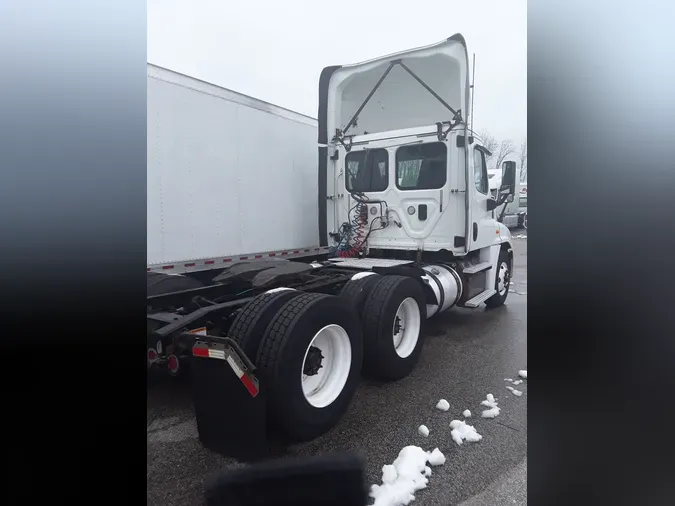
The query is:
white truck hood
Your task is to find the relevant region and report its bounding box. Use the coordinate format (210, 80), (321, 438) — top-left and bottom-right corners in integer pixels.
(324, 34), (470, 139)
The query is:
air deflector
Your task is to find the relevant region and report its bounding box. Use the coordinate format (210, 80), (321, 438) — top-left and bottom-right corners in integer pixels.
(323, 34), (470, 140)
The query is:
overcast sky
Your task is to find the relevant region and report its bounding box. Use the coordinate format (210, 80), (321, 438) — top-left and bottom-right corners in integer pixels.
(148, 0), (526, 148)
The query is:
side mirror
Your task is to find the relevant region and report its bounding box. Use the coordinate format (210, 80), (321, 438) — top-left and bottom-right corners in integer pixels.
(506, 194), (514, 203)
(486, 198), (498, 211)
(500, 161), (517, 195)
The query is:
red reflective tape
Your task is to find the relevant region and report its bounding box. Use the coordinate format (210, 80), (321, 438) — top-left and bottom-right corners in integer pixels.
(162, 265), (174, 270)
(147, 268), (151, 272)
(255, 255), (262, 259)
(304, 249), (310, 252)
(240, 374), (259, 397)
(281, 251), (288, 256)
(240, 256), (248, 260)
(205, 260), (215, 265)
(192, 347), (209, 358)
(269, 253), (276, 257)
(293, 250), (300, 254)
(223, 258), (232, 263)
(185, 263), (196, 267)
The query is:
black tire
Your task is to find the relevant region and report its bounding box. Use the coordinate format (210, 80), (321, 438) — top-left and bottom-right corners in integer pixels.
(362, 275), (427, 381)
(228, 289), (303, 362)
(147, 272), (203, 296)
(485, 250), (511, 308)
(257, 293), (363, 441)
(339, 273), (381, 316)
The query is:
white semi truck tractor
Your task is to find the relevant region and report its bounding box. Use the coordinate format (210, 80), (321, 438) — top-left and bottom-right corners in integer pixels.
(146, 34), (517, 460)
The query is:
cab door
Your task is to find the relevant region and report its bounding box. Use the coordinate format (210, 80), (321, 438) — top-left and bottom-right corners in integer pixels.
(469, 146), (497, 250)
(389, 141), (448, 241)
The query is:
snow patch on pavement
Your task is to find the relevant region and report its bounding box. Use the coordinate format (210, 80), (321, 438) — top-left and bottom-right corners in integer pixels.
(462, 409), (471, 418)
(518, 370), (527, 379)
(370, 446), (446, 506)
(480, 394), (501, 418)
(450, 420), (482, 445)
(436, 399), (450, 411)
(504, 378), (514, 382)
(418, 425), (429, 437)
(428, 448), (446, 466)
(513, 379), (523, 386)
(505, 386), (523, 397)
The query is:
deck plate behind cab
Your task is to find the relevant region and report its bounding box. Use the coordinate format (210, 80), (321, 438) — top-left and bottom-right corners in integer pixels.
(326, 258), (414, 269)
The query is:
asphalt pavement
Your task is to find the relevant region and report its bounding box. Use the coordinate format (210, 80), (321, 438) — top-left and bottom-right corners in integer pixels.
(147, 231), (527, 505)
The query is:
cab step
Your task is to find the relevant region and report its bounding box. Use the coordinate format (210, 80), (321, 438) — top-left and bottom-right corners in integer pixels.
(462, 262), (492, 275)
(463, 289), (496, 308)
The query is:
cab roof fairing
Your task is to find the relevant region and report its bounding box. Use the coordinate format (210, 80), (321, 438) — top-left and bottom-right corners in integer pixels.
(320, 34), (471, 145)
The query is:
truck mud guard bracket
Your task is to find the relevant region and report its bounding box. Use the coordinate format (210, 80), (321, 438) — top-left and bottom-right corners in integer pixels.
(184, 333), (271, 462)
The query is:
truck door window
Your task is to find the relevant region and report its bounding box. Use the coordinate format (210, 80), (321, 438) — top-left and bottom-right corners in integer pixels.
(345, 149), (388, 192)
(473, 149), (488, 194)
(395, 142), (447, 190)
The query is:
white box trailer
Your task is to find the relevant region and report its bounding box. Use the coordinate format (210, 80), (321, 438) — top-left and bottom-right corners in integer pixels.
(147, 64), (326, 273)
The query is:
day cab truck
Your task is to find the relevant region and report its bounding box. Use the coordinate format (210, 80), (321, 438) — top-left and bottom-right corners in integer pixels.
(146, 34), (518, 460)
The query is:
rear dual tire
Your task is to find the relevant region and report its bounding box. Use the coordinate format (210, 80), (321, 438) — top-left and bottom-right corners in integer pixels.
(227, 274), (427, 440)
(231, 291), (363, 442)
(361, 276), (427, 381)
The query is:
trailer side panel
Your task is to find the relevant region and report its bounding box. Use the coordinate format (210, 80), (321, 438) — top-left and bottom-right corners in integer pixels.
(147, 66), (320, 267)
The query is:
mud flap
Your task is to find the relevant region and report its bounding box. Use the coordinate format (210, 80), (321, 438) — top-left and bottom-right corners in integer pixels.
(188, 336), (270, 461)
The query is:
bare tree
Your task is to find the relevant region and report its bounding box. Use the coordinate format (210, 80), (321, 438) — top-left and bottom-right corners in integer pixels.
(477, 130), (498, 168)
(518, 140), (527, 182)
(494, 139), (515, 171)
(477, 130), (516, 171)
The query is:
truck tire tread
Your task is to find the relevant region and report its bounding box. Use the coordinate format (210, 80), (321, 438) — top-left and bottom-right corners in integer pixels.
(339, 274), (381, 317)
(257, 292), (363, 441)
(362, 275), (426, 381)
(228, 289), (303, 362)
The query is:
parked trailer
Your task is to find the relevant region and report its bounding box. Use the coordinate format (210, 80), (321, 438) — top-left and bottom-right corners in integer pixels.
(147, 34), (517, 460)
(147, 64), (325, 277)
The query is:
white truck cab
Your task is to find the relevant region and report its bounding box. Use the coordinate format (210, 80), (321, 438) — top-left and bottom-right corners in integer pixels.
(318, 34), (516, 310)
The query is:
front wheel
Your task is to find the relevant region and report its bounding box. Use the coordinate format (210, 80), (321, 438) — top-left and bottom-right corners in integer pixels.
(523, 213), (528, 229)
(485, 250), (511, 308)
